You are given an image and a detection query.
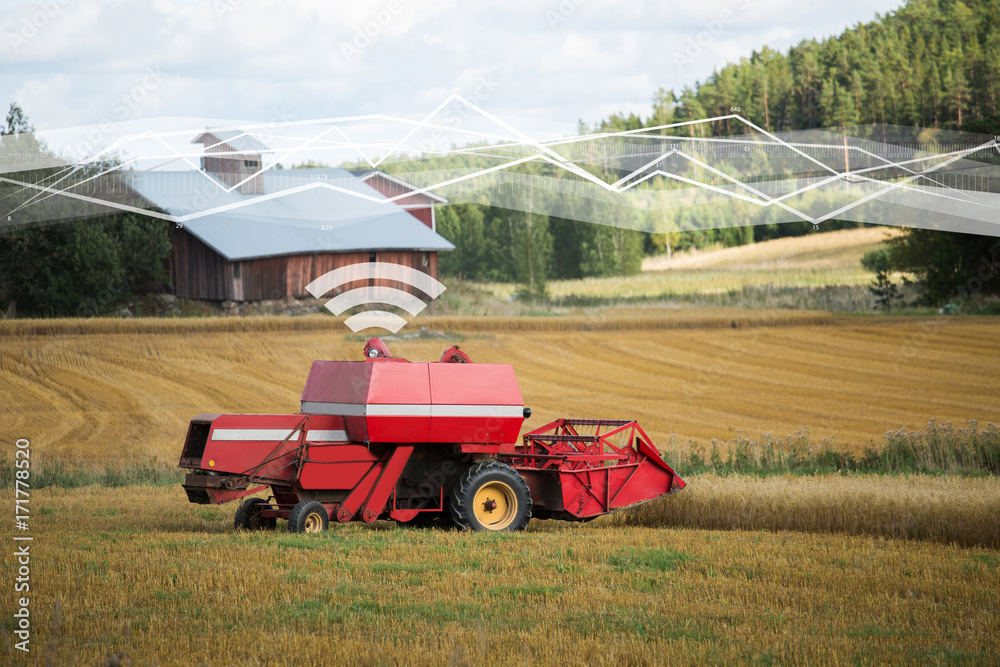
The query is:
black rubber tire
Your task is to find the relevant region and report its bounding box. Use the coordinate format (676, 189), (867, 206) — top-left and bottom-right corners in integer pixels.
(234, 498), (277, 531)
(288, 500), (329, 534)
(449, 461), (532, 532)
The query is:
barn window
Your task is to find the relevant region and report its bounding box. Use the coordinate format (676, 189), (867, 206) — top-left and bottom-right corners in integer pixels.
(233, 262), (241, 279)
(369, 251), (377, 263)
(421, 253), (430, 268)
(243, 159), (260, 168)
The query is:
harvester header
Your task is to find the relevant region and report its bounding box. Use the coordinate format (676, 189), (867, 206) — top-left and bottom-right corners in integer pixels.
(179, 338), (684, 532)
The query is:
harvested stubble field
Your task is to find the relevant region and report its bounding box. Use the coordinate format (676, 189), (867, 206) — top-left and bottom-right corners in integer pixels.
(1, 484), (998, 666)
(2, 310), (999, 664)
(2, 309), (998, 463)
(483, 227), (894, 303)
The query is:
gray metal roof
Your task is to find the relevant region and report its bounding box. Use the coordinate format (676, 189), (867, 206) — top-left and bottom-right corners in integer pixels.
(348, 168), (449, 204)
(192, 130), (272, 154)
(125, 168), (454, 261)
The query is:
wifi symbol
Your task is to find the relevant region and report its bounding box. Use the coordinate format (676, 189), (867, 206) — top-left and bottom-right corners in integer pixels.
(305, 262), (447, 333)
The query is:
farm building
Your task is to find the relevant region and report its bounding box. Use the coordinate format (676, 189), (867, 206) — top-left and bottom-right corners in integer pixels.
(348, 168), (447, 231)
(125, 132), (453, 302)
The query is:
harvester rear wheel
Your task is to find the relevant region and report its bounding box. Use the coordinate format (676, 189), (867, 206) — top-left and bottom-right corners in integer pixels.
(449, 461), (531, 532)
(288, 501), (329, 534)
(234, 498), (277, 531)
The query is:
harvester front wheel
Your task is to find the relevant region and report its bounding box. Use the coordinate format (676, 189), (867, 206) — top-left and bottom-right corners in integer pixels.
(234, 498), (277, 531)
(450, 461), (531, 532)
(288, 501), (329, 534)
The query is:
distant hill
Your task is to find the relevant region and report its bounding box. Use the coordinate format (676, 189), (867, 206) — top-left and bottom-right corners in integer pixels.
(597, 0), (1000, 135)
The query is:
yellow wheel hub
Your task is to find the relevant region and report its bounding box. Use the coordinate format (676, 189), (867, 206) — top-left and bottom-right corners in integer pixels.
(473, 481), (517, 530)
(303, 511), (324, 533)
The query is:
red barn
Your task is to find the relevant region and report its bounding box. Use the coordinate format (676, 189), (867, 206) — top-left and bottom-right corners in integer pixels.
(126, 132), (453, 302)
(350, 169), (447, 231)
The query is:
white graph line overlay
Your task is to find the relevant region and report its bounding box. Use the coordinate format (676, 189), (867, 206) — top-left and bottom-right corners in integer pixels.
(1, 93), (998, 234)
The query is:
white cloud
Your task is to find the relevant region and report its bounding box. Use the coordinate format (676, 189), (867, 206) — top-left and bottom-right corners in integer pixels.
(0, 0), (905, 134)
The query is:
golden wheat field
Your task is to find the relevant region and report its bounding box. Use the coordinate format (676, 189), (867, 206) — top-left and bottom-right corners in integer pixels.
(0, 484), (998, 666)
(1, 310), (998, 465)
(616, 475), (1000, 549)
(642, 227), (896, 272)
(481, 227), (895, 301)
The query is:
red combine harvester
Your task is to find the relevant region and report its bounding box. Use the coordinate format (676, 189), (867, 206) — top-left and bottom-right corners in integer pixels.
(179, 338), (685, 532)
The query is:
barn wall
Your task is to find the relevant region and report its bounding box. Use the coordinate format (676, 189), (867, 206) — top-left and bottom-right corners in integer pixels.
(361, 175), (437, 229)
(285, 251), (440, 298)
(200, 133), (263, 194)
(239, 257), (289, 301)
(173, 230), (230, 300)
(173, 239), (440, 302)
(285, 252), (369, 298)
(405, 207), (434, 228)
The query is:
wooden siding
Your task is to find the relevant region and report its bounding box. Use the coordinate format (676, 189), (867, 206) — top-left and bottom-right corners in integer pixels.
(285, 250), (439, 298)
(174, 232), (440, 302)
(405, 206), (434, 229)
(198, 133), (263, 194)
(172, 229), (230, 300)
(361, 174), (437, 229)
(239, 256), (288, 301)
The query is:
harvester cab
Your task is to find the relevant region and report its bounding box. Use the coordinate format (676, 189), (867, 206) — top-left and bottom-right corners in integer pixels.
(179, 337), (684, 532)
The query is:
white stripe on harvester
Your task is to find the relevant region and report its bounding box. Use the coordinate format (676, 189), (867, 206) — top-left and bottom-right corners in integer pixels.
(211, 429), (300, 441)
(431, 405), (524, 418)
(305, 430), (349, 442)
(366, 404), (432, 417)
(298, 404), (525, 418)
(347, 404), (523, 418)
(300, 402), (366, 416)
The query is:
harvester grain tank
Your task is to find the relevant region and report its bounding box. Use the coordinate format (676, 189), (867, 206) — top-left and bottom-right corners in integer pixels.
(179, 338), (685, 532)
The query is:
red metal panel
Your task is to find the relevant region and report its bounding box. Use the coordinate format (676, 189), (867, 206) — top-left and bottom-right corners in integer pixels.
(367, 362), (430, 403)
(203, 414), (305, 478)
(301, 361), (371, 405)
(335, 457), (386, 522)
(365, 362), (431, 442)
(296, 444), (381, 490)
(428, 364), (522, 405)
(432, 416), (522, 444)
(505, 418), (686, 519)
(301, 361), (372, 441)
(302, 414), (348, 437)
(359, 445), (414, 522)
(428, 364), (523, 443)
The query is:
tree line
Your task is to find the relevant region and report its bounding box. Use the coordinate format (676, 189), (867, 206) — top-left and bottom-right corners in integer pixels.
(3, 0), (999, 315)
(435, 0), (1000, 302)
(0, 109), (171, 318)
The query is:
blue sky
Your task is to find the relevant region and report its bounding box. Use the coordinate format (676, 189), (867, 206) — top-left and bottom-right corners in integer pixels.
(2, 0), (905, 136)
